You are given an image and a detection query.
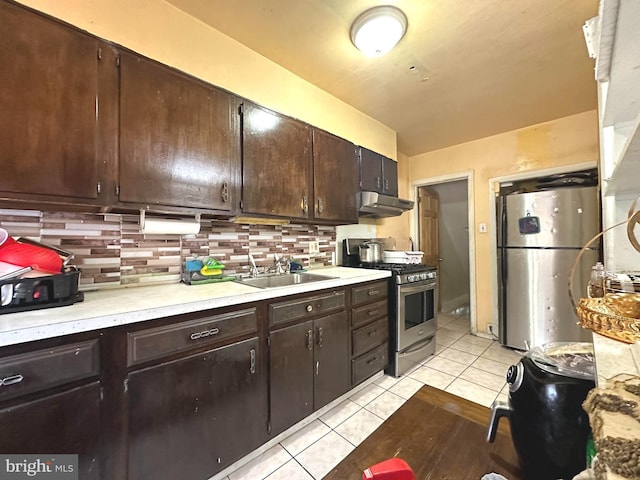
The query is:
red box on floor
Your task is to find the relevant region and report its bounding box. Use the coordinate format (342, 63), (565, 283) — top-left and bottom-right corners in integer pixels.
(362, 458), (415, 480)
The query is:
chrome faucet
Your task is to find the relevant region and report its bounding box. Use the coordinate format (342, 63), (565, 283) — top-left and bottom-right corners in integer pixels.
(248, 253), (260, 277)
(274, 254), (290, 274)
(266, 253), (290, 275)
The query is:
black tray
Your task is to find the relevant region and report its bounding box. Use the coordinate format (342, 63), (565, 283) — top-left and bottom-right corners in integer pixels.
(0, 268), (84, 315)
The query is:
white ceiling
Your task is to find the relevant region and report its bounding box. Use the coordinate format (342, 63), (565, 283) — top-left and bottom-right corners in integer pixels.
(167, 0), (599, 156)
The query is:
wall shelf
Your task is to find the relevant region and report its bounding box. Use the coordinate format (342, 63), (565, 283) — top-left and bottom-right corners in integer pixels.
(601, 112), (640, 196)
(596, 0), (640, 271)
(598, 0), (640, 127)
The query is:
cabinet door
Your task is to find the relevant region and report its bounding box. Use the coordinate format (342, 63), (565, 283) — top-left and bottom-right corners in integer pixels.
(314, 311), (350, 410)
(313, 129), (359, 224)
(127, 337), (265, 480)
(269, 320), (314, 435)
(0, 382), (102, 480)
(119, 52), (239, 211)
(381, 156), (399, 196)
(242, 103), (312, 219)
(0, 2), (101, 201)
(359, 147), (384, 193)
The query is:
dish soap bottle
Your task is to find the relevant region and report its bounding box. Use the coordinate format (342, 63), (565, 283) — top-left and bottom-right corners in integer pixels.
(587, 261), (605, 298)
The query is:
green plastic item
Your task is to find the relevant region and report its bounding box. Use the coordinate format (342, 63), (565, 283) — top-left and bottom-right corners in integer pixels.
(586, 432), (596, 468)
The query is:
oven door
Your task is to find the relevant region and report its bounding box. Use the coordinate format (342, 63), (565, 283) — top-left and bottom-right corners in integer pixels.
(396, 279), (437, 349)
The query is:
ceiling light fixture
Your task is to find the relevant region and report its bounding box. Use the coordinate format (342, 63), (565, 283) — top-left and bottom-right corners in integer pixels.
(350, 6), (408, 58)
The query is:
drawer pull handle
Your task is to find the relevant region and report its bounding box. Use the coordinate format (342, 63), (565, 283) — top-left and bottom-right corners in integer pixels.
(306, 329), (313, 350)
(249, 348), (256, 374)
(366, 356), (378, 365)
(368, 309), (379, 316)
(306, 304), (313, 312)
(368, 290), (379, 296)
(190, 327), (220, 340)
(368, 330), (377, 337)
(0, 374), (24, 387)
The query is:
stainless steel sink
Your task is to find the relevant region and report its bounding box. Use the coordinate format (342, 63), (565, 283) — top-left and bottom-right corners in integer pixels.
(235, 272), (337, 289)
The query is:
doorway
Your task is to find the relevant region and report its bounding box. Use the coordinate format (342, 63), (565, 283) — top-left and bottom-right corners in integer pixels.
(412, 172), (476, 334)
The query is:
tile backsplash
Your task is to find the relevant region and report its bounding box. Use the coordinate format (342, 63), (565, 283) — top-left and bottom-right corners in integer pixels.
(0, 209), (336, 291)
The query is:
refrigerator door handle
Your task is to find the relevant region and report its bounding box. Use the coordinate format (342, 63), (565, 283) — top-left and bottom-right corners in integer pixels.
(499, 196), (508, 343)
(500, 196), (508, 284)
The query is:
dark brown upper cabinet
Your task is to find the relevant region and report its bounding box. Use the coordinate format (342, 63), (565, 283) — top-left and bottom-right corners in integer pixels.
(242, 103), (359, 224)
(359, 147), (399, 197)
(241, 103), (312, 219)
(118, 51), (240, 213)
(0, 2), (112, 206)
(312, 129), (359, 224)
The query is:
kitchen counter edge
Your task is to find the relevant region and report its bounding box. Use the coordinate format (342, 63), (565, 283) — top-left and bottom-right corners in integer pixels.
(0, 267), (391, 348)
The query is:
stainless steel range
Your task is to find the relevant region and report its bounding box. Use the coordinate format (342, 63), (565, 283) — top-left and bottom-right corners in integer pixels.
(342, 239), (437, 377)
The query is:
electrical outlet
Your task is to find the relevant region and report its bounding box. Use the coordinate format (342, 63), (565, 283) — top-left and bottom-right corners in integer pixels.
(478, 222), (487, 233)
(309, 241), (320, 255)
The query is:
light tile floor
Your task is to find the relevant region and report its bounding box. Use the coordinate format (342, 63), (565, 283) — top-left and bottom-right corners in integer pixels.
(222, 313), (523, 480)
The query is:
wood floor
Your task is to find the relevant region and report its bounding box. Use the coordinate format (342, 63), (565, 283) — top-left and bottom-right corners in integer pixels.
(323, 385), (523, 480)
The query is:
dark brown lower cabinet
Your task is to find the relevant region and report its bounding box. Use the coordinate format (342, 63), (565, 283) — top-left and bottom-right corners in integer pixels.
(0, 382), (102, 480)
(269, 311), (349, 435)
(269, 321), (314, 434)
(313, 312), (350, 409)
(126, 337), (266, 480)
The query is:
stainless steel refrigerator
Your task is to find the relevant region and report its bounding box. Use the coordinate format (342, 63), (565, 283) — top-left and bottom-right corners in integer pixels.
(497, 186), (599, 350)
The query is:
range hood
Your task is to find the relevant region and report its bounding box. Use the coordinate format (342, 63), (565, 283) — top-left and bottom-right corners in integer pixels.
(358, 191), (414, 218)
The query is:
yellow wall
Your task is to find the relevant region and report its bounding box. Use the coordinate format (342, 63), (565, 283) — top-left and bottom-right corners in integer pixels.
(16, 0), (397, 158)
(396, 110), (599, 333)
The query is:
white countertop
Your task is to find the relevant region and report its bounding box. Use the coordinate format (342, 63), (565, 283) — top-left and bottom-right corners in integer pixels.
(0, 267), (391, 348)
(592, 332), (640, 385)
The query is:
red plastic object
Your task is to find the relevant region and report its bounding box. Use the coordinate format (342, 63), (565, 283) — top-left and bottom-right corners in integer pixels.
(0, 243), (62, 274)
(0, 228), (15, 248)
(362, 458), (415, 480)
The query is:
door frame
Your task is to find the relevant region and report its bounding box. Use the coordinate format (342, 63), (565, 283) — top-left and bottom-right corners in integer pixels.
(410, 170), (477, 334)
(487, 161), (597, 337)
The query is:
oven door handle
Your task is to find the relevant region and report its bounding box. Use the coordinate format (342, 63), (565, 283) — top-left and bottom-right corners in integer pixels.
(398, 281), (436, 296)
(399, 335), (435, 356)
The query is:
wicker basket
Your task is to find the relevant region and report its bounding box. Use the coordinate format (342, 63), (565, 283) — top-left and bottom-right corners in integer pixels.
(569, 198), (640, 344)
(575, 297), (640, 344)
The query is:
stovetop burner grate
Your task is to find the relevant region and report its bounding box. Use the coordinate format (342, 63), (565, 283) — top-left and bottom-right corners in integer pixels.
(357, 262), (436, 274)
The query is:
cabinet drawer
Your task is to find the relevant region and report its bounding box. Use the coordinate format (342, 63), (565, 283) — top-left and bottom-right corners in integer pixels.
(0, 340), (99, 402)
(269, 290), (345, 328)
(127, 308), (257, 366)
(352, 318), (389, 357)
(351, 281), (387, 306)
(352, 343), (388, 386)
(352, 299), (388, 328)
